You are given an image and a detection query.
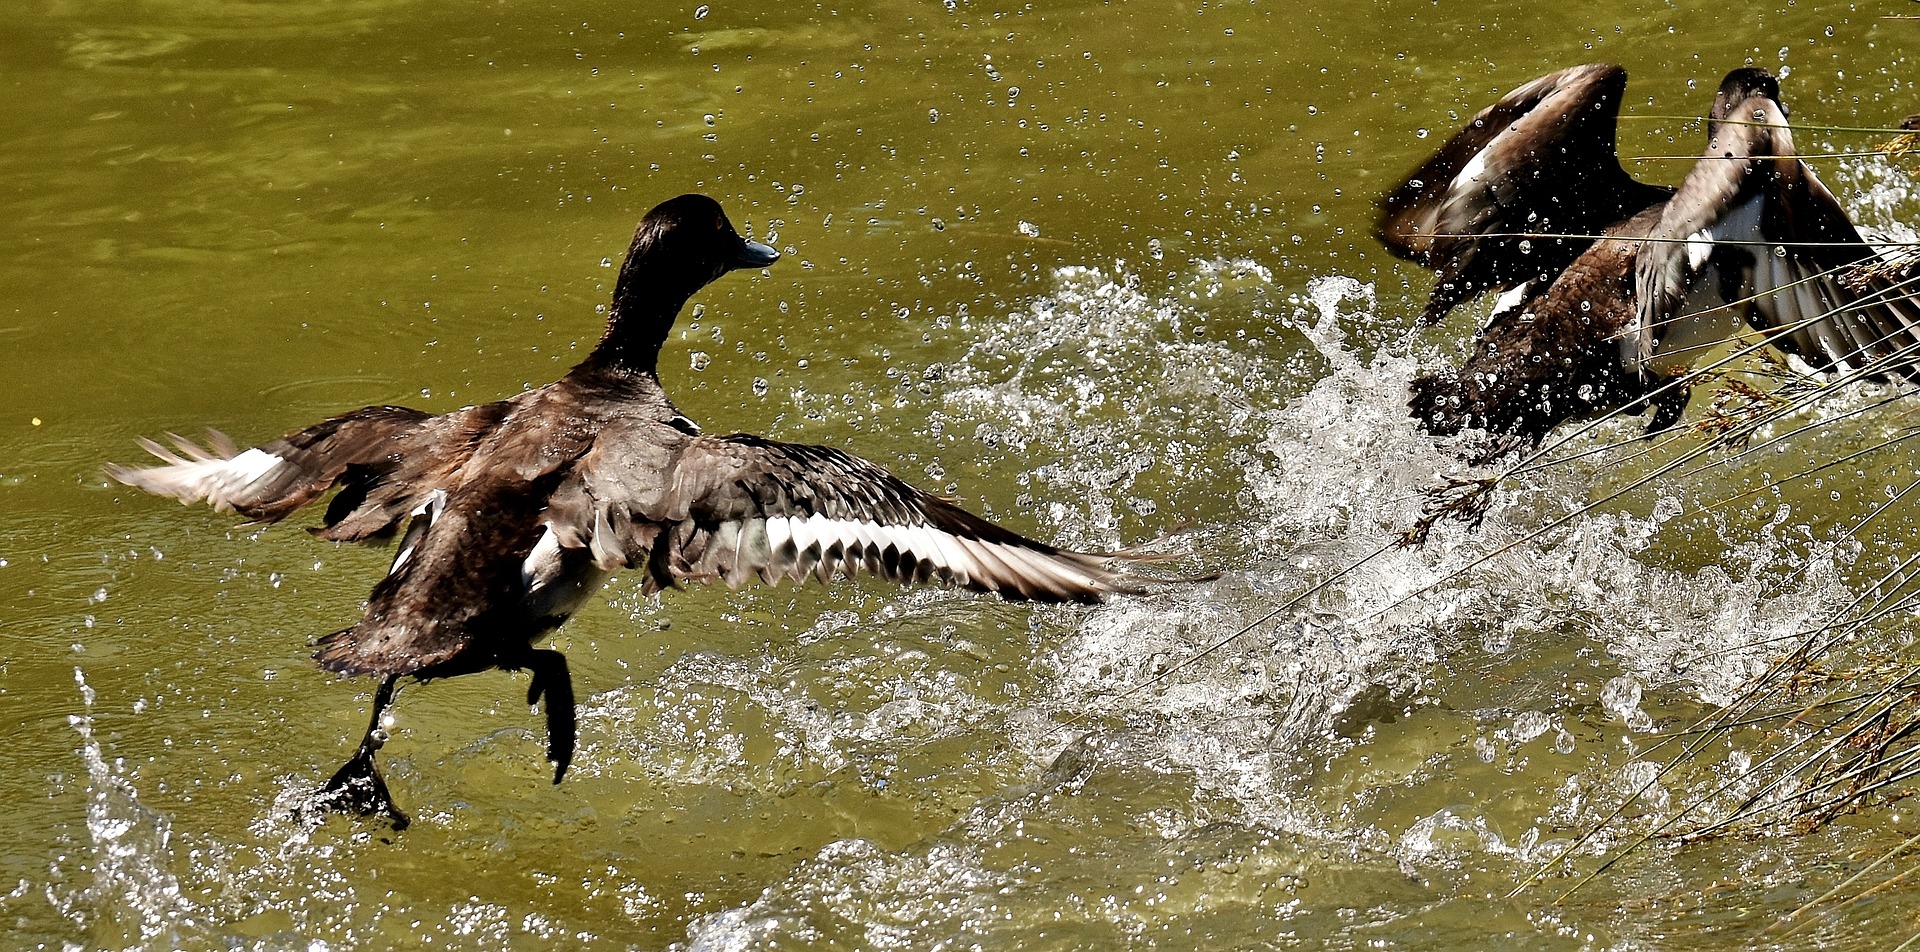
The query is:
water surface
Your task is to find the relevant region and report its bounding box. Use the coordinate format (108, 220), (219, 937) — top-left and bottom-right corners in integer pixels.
(3, 0), (1918, 948)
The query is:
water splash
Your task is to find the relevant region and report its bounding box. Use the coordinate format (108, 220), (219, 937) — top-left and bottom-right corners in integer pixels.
(673, 259), (1874, 946)
(57, 668), (204, 948)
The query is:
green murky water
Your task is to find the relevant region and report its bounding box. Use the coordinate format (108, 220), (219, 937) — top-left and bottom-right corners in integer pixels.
(4, 0), (1918, 948)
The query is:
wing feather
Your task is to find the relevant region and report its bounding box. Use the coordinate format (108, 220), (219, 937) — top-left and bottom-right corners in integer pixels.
(553, 428), (1141, 603)
(1380, 63), (1671, 324)
(108, 405), (434, 523)
(1632, 93), (1920, 379)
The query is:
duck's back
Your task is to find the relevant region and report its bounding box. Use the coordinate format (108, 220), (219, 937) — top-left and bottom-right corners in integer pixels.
(1410, 204), (1669, 449)
(313, 380), (658, 676)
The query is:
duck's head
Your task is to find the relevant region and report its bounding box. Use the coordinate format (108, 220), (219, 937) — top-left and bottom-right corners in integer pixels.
(1710, 67), (1784, 121)
(623, 193), (779, 287)
(600, 194), (779, 369)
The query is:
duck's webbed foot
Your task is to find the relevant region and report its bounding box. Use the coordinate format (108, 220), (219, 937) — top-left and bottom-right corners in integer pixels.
(522, 649), (576, 783)
(306, 675), (411, 830)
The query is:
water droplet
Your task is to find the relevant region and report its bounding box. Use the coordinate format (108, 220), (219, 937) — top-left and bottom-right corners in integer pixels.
(1306, 104), (1318, 115)
(600, 257), (613, 268)
(1474, 736), (1498, 763)
(1517, 239), (1533, 255)
(703, 113), (717, 126)
(694, 4), (709, 18)
(690, 351), (711, 371)
(1416, 127), (1429, 139)
(1512, 710), (1551, 742)
(928, 108), (940, 123)
(1600, 676), (1643, 720)
(1017, 220), (1040, 238)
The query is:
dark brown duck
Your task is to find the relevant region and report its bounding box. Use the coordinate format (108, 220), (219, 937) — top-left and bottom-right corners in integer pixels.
(1381, 64), (1920, 459)
(110, 194), (1145, 828)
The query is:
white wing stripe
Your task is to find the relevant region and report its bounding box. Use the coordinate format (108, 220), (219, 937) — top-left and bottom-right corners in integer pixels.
(765, 515), (793, 555)
(922, 526), (978, 583)
(787, 513), (817, 557)
(688, 508), (1111, 597)
(848, 520), (882, 558)
(810, 512), (855, 556)
(888, 524), (939, 568)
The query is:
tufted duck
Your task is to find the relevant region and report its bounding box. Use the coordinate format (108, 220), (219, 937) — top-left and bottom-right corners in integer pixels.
(110, 194), (1145, 828)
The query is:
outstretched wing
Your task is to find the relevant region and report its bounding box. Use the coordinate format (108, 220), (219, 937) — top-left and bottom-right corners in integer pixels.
(552, 428), (1141, 604)
(1630, 97), (1920, 377)
(1380, 63), (1671, 324)
(107, 406), (433, 523)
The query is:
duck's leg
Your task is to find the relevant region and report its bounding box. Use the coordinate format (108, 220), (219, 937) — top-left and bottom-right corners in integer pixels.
(522, 649), (576, 783)
(308, 674), (410, 830)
